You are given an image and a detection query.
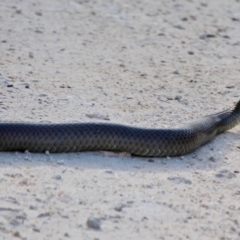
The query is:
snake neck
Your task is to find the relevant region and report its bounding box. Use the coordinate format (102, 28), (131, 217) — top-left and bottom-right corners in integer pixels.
(216, 100), (240, 134)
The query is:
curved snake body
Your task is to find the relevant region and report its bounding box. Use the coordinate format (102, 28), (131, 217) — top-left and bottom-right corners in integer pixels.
(0, 101), (239, 157)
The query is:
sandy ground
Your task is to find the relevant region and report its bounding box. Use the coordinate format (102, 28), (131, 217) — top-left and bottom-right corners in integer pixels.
(0, 0), (240, 239)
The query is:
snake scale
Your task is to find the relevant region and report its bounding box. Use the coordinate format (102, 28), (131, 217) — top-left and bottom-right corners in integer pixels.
(0, 100), (239, 157)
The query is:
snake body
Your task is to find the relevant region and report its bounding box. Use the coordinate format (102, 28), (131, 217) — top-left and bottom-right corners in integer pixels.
(0, 100), (239, 157)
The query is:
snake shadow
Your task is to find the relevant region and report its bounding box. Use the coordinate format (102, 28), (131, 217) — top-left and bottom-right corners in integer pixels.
(0, 131), (238, 173)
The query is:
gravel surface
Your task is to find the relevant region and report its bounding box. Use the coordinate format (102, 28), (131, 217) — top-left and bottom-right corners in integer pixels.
(0, 0), (240, 239)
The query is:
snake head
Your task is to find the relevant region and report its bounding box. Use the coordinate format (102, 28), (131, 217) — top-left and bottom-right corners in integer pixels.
(234, 100), (240, 113)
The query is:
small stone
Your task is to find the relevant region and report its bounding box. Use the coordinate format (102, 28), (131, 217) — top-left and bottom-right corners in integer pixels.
(54, 174), (61, 180)
(104, 169), (113, 174)
(85, 113), (110, 121)
(29, 52), (34, 58)
(29, 204), (37, 210)
(114, 204), (124, 212)
(25, 85), (29, 89)
(226, 85), (235, 89)
(218, 89), (229, 95)
(86, 217), (101, 230)
(146, 183), (154, 188)
(173, 24), (185, 30)
(188, 51), (194, 55)
(10, 219), (20, 226)
(57, 160), (64, 165)
(7, 84), (13, 87)
(199, 34), (216, 39)
(37, 212), (51, 218)
(231, 17), (239, 21)
(35, 29), (43, 34)
(175, 95), (182, 101)
(209, 156), (216, 162)
(35, 11), (42, 16)
(148, 159), (154, 162)
(16, 9), (22, 14)
(39, 94), (48, 97)
(140, 73), (147, 77)
(222, 35), (230, 39)
(33, 227), (40, 232)
(166, 96), (174, 100)
(13, 231), (20, 237)
(172, 69), (179, 74)
(168, 177), (192, 185)
(215, 170), (236, 179)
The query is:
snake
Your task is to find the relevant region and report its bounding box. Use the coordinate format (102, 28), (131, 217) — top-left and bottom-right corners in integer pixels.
(0, 100), (239, 157)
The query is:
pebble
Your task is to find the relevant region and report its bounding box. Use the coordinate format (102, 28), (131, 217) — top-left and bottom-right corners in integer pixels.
(35, 29), (43, 34)
(199, 34), (216, 39)
(85, 113), (110, 120)
(173, 24), (185, 30)
(7, 84), (13, 87)
(146, 183), (154, 188)
(209, 156), (216, 162)
(148, 159), (154, 162)
(226, 85), (235, 89)
(29, 52), (34, 58)
(104, 169), (113, 174)
(39, 94), (48, 97)
(13, 231), (21, 237)
(175, 95), (182, 101)
(29, 204), (37, 210)
(114, 204), (125, 212)
(231, 17), (239, 21)
(24, 156), (31, 161)
(86, 217), (101, 230)
(218, 89), (229, 95)
(188, 51), (194, 55)
(37, 212), (51, 218)
(168, 177), (192, 185)
(215, 170), (236, 179)
(57, 160), (65, 165)
(35, 11), (42, 16)
(172, 69), (179, 74)
(33, 227), (40, 232)
(10, 219), (20, 226)
(54, 174), (62, 180)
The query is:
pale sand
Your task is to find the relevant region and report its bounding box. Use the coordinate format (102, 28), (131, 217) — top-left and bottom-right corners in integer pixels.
(0, 0), (240, 239)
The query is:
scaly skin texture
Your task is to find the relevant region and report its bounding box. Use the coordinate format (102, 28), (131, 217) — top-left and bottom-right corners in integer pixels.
(0, 101), (239, 157)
